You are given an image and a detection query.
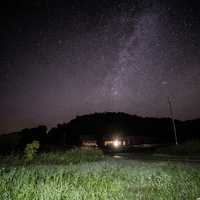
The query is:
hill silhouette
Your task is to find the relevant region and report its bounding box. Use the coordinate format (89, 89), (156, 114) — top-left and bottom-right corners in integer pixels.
(0, 112), (200, 153)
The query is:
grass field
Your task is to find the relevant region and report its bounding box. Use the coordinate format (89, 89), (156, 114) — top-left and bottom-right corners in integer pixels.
(0, 148), (200, 200)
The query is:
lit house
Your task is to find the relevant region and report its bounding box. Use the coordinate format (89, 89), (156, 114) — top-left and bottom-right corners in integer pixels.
(80, 135), (97, 147)
(103, 134), (158, 149)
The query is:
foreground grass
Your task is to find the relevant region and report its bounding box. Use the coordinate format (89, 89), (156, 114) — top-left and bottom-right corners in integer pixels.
(0, 149), (200, 200)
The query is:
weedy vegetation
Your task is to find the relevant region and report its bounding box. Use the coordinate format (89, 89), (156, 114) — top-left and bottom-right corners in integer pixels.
(0, 148), (200, 200)
(24, 140), (40, 162)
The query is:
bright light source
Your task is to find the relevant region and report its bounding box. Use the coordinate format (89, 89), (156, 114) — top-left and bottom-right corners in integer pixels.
(113, 140), (121, 148)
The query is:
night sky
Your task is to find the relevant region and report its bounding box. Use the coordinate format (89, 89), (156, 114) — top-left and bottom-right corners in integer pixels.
(1, 0), (200, 133)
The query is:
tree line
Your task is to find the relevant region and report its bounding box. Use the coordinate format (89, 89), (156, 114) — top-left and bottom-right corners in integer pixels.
(0, 112), (200, 153)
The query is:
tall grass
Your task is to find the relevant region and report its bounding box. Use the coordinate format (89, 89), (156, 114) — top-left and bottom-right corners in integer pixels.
(0, 148), (105, 166)
(0, 149), (200, 200)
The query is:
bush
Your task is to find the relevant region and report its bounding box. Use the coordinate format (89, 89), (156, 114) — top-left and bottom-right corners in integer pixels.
(24, 140), (40, 162)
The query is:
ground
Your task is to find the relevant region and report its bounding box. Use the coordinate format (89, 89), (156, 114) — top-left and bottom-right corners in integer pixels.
(0, 149), (200, 200)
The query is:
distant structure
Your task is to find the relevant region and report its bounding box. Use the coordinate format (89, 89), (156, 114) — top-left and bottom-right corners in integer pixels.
(80, 135), (97, 147)
(168, 97), (178, 145)
(103, 135), (158, 149)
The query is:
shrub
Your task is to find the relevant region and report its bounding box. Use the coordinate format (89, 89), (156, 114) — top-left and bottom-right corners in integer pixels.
(24, 140), (40, 162)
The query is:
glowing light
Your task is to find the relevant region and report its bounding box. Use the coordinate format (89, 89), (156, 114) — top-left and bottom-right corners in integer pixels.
(113, 140), (121, 148)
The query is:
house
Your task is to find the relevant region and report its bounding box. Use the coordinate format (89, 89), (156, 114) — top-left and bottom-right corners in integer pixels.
(79, 135), (97, 147)
(103, 134), (158, 149)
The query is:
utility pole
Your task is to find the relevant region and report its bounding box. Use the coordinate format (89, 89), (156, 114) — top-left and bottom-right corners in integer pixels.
(167, 96), (178, 145)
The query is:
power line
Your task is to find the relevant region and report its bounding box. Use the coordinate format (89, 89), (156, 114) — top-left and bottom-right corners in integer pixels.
(167, 96), (178, 145)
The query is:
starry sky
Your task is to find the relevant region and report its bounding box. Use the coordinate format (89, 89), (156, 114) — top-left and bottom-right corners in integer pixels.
(1, 0), (200, 133)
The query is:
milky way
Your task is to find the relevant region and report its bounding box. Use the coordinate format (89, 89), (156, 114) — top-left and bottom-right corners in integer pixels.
(1, 0), (200, 133)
